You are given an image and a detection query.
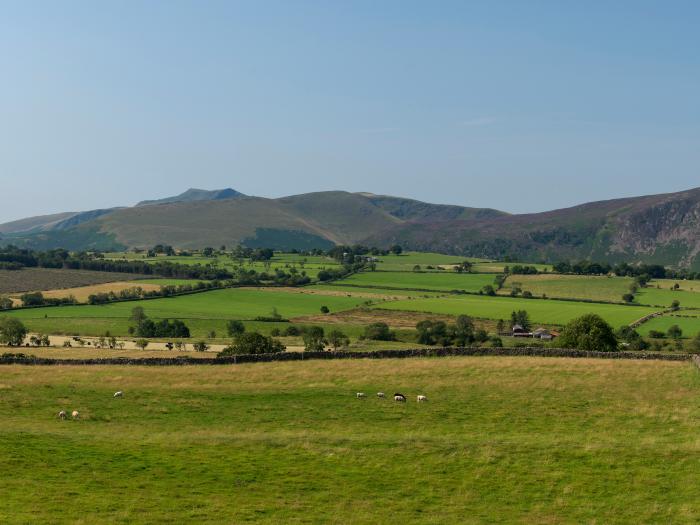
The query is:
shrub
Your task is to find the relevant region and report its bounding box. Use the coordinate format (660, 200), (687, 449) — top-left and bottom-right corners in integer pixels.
(648, 330), (666, 339)
(558, 314), (618, 352)
(134, 339), (149, 350)
(283, 325), (301, 337)
(320, 305), (330, 314)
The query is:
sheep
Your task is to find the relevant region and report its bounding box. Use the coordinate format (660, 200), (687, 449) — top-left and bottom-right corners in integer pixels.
(71, 410), (80, 420)
(113, 391), (123, 398)
(394, 393), (406, 402)
(356, 392), (366, 399)
(58, 410), (67, 420)
(377, 392), (385, 398)
(417, 395), (428, 402)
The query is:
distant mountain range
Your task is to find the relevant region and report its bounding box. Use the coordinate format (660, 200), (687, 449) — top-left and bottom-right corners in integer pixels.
(2, 186), (700, 269)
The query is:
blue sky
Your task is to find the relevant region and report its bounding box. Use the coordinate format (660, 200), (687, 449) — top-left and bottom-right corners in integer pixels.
(1, 1), (699, 222)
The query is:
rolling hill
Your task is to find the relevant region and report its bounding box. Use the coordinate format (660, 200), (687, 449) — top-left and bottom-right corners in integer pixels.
(3, 187), (700, 268)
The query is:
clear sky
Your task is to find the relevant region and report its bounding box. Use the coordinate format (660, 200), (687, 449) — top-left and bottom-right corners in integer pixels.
(1, 1), (699, 223)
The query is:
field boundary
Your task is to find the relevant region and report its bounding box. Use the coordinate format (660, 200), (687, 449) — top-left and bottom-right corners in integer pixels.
(0, 347), (691, 366)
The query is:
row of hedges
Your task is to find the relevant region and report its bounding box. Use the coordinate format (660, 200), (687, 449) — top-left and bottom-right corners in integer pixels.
(0, 347), (691, 366)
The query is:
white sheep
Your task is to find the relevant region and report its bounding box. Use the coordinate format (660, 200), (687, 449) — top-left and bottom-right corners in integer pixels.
(71, 410), (80, 420)
(417, 395), (428, 402)
(113, 391), (123, 398)
(356, 392), (366, 399)
(377, 392), (385, 398)
(394, 393), (406, 402)
(58, 410), (67, 420)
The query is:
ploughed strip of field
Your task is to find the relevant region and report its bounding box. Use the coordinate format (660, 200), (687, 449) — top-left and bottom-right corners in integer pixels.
(34, 282), (164, 303)
(0, 268), (151, 294)
(293, 307), (501, 330)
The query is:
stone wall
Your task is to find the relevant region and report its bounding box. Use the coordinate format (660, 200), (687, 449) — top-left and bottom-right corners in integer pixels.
(0, 347), (691, 366)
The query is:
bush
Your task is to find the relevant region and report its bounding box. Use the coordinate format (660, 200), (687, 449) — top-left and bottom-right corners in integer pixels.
(219, 332), (286, 356)
(363, 322), (395, 341)
(320, 306), (330, 314)
(283, 325), (301, 337)
(136, 319), (190, 338)
(226, 320), (245, 336)
(648, 330), (666, 339)
(558, 314), (618, 352)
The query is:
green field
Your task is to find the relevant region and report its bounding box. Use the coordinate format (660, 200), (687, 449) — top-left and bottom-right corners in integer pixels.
(5, 288), (369, 337)
(375, 294), (658, 327)
(636, 287), (700, 309)
(640, 315), (700, 338)
(2, 357), (700, 523)
(338, 271), (496, 292)
(501, 274), (633, 302)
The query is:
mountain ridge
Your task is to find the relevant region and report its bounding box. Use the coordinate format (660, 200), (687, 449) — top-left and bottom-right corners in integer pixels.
(2, 187), (700, 269)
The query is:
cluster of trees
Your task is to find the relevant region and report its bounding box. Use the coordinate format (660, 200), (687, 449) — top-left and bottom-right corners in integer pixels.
(219, 332), (286, 355)
(505, 265), (540, 275)
(415, 315), (491, 346)
(20, 292), (77, 308)
(128, 307), (191, 338)
(552, 260), (698, 280)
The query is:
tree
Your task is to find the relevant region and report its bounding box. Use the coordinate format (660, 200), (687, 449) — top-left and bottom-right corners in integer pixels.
(130, 306), (147, 324)
(363, 322), (395, 341)
(0, 317), (27, 346)
(320, 305), (330, 314)
(451, 315), (475, 346)
(135, 339), (149, 350)
(510, 310), (531, 331)
(622, 293), (635, 303)
(496, 319), (505, 333)
(671, 299), (681, 310)
(327, 330), (350, 350)
(416, 320), (449, 346)
(219, 332), (285, 355)
(303, 326), (326, 351)
(558, 314), (618, 352)
(481, 285), (496, 296)
(0, 296), (13, 310)
(667, 325), (683, 340)
(412, 265), (421, 272)
(193, 341), (209, 352)
(390, 244), (403, 255)
(226, 320), (246, 337)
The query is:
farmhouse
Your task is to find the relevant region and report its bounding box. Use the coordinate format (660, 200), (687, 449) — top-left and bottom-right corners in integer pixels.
(511, 324), (531, 337)
(533, 328), (558, 340)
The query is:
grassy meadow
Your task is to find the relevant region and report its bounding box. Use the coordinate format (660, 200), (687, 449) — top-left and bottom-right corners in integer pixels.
(375, 294), (658, 327)
(501, 274), (633, 302)
(338, 271), (496, 292)
(2, 357), (700, 523)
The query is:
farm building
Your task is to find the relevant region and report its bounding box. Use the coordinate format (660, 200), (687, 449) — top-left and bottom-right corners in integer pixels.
(511, 324), (531, 337)
(533, 328), (558, 340)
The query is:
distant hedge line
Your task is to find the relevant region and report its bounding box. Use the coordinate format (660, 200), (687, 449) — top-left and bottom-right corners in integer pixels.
(0, 347), (691, 366)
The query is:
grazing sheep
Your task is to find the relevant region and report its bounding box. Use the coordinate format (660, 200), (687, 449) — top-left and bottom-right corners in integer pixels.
(394, 393), (406, 402)
(417, 395), (428, 402)
(58, 410), (67, 420)
(71, 410), (80, 420)
(356, 392), (366, 399)
(113, 391), (123, 398)
(377, 392), (385, 398)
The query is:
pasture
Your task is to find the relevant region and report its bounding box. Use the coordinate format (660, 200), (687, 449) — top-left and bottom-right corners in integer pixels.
(4, 287), (371, 337)
(375, 294), (659, 327)
(635, 287), (700, 309)
(1, 357), (700, 523)
(501, 274), (633, 302)
(337, 271), (496, 293)
(640, 314), (700, 338)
